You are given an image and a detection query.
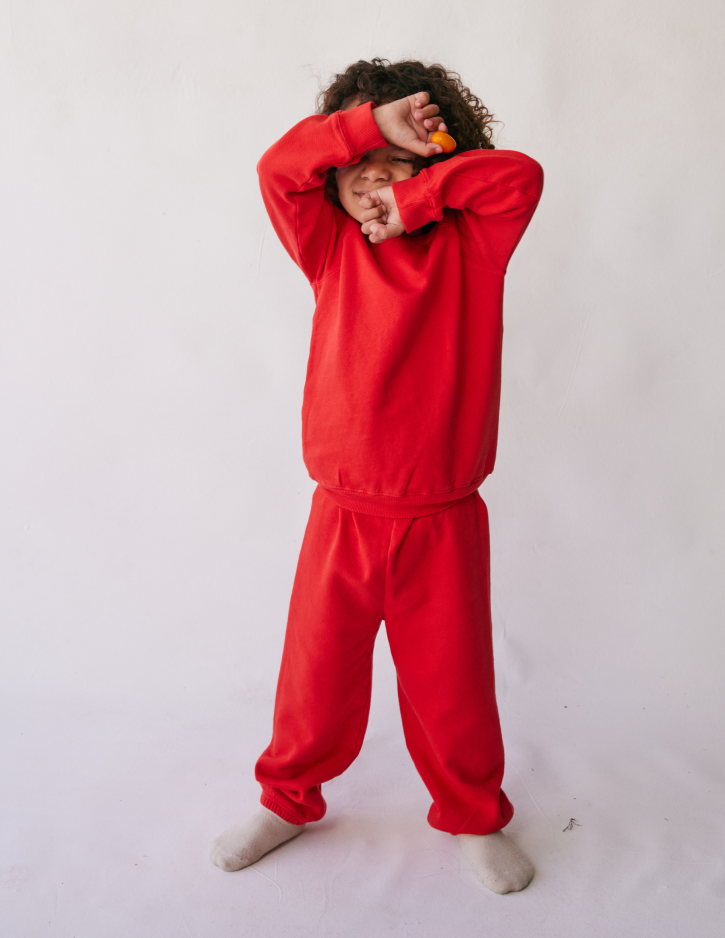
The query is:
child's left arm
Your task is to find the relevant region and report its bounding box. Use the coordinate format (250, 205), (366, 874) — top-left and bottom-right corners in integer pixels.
(379, 150), (544, 271)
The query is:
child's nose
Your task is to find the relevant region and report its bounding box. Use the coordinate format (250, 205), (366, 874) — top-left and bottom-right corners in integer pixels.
(360, 159), (390, 181)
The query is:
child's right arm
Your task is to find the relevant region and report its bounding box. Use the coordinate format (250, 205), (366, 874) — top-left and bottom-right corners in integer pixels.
(257, 104), (388, 284)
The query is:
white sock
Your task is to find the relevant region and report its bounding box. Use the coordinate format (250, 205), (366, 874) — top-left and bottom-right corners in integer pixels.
(210, 807), (306, 872)
(459, 830), (535, 894)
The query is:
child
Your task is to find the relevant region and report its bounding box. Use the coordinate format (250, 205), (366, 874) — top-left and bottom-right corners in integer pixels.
(211, 59), (543, 895)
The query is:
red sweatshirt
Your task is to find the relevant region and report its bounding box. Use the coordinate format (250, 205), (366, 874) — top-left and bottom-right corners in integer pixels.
(258, 102), (543, 517)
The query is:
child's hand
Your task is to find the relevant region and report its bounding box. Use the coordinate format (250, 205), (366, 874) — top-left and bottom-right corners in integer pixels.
(359, 187), (405, 243)
(372, 92), (448, 158)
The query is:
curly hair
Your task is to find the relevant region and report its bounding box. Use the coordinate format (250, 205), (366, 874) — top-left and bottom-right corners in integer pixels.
(316, 58), (496, 207)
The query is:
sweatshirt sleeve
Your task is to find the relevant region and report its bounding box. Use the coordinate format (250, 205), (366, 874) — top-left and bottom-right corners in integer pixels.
(393, 150), (544, 273)
(257, 102), (389, 284)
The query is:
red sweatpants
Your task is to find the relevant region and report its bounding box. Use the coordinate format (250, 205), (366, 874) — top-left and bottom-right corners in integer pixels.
(255, 486), (513, 835)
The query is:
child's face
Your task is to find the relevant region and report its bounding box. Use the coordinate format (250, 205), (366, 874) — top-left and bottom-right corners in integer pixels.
(335, 146), (419, 222)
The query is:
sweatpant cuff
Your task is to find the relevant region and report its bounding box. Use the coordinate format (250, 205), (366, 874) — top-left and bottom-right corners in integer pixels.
(260, 793), (308, 826)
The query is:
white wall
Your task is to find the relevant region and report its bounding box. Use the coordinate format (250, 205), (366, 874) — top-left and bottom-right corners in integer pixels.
(3, 0), (723, 716)
(3, 2), (724, 934)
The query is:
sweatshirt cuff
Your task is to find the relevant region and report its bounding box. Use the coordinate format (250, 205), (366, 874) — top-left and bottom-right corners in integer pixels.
(393, 170), (443, 232)
(335, 102), (389, 162)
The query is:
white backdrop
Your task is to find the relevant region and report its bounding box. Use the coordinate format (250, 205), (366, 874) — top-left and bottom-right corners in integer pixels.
(1, 1), (723, 935)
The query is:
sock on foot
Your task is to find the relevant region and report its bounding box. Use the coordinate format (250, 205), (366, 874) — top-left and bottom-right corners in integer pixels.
(459, 830), (535, 894)
(210, 807), (306, 872)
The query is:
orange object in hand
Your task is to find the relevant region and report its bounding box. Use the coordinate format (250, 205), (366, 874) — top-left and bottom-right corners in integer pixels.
(430, 131), (456, 153)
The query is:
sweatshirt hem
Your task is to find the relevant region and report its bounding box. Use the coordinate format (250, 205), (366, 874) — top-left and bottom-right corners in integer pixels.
(317, 478), (483, 518)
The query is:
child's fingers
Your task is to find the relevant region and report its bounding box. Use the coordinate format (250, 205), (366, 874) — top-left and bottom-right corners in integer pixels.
(361, 217), (385, 230)
(418, 141), (444, 157)
(360, 200), (384, 211)
(424, 118), (448, 133)
(361, 207), (386, 225)
(405, 139), (443, 158)
(414, 103), (439, 121)
(368, 221), (404, 243)
(359, 191), (381, 205)
(361, 212), (388, 234)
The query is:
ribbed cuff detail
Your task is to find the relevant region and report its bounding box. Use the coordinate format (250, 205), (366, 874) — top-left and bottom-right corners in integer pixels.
(394, 171), (442, 232)
(260, 794), (307, 826)
(335, 102), (389, 161)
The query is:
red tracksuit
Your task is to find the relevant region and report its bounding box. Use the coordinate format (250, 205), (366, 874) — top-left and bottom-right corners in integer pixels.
(254, 103), (543, 834)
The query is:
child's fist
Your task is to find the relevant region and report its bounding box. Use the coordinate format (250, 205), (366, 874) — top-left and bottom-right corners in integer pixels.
(359, 188), (405, 244)
(372, 92), (449, 158)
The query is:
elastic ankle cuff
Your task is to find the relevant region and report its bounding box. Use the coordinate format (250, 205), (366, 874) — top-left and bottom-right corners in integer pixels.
(260, 795), (307, 826)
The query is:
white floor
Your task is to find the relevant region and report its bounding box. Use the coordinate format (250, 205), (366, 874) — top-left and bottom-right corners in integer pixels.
(2, 631), (722, 938)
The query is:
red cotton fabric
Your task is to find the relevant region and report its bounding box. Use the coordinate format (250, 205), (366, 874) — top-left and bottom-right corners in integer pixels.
(257, 101), (543, 514)
(255, 486), (514, 835)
